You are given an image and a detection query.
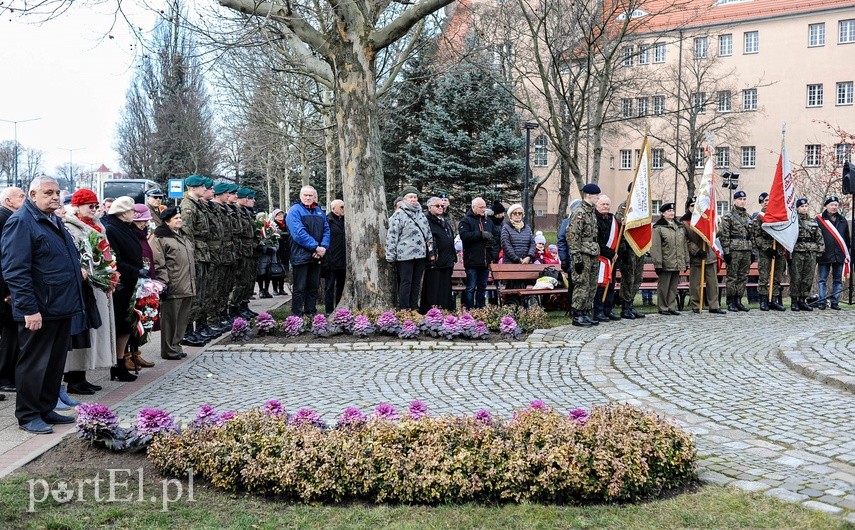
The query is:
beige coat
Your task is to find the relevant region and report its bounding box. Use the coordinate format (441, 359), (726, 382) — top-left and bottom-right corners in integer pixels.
(651, 217), (689, 272)
(151, 224), (197, 299)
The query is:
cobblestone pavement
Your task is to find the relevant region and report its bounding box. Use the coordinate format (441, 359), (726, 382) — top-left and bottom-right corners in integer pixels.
(8, 305), (855, 521)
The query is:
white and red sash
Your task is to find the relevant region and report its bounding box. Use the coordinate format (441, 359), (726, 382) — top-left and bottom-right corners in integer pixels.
(816, 214), (851, 279)
(597, 216), (620, 286)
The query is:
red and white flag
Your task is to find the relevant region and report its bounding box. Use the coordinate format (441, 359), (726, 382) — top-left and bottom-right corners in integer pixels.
(690, 145), (717, 246)
(816, 214), (851, 279)
(597, 216), (620, 286)
(762, 136), (799, 252)
(623, 137), (653, 256)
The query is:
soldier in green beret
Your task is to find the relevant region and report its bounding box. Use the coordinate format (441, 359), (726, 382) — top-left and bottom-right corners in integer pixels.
(179, 174), (212, 346)
(200, 180), (228, 330)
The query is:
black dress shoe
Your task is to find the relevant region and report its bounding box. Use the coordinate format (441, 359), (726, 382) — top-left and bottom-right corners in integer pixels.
(593, 312), (610, 322)
(659, 310), (670, 315)
(692, 309), (700, 313)
(161, 353), (183, 360)
(630, 308), (645, 318)
(709, 308), (728, 314)
(759, 301), (769, 311)
(606, 312), (622, 321)
(0, 384), (15, 392)
(42, 411), (75, 425)
(0, 394), (5, 401)
(82, 381), (102, 392)
(771, 302), (786, 311)
(668, 309), (681, 315)
(830, 303), (841, 310)
(572, 316), (593, 327)
(66, 382), (95, 395)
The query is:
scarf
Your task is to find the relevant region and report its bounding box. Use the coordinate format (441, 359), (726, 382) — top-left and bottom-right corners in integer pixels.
(77, 214), (102, 232)
(510, 219), (524, 231)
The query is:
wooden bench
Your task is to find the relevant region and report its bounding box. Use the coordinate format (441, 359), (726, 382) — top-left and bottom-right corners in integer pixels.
(490, 263), (567, 306)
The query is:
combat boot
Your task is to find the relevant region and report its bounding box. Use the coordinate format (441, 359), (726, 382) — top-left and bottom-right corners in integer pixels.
(630, 305), (645, 318)
(770, 300), (786, 311)
(759, 300), (769, 311)
(735, 297), (749, 312)
(583, 311), (599, 326)
(790, 297), (800, 311)
(798, 298), (813, 311)
(241, 302), (258, 318)
(727, 296), (739, 312)
(620, 303), (636, 320)
(572, 310), (592, 327)
(593, 311), (610, 323)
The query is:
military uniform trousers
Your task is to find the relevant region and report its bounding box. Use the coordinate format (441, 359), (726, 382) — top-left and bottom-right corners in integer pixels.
(619, 252), (644, 306)
(212, 263), (233, 316)
(757, 253), (784, 301)
(204, 261), (223, 324)
(190, 262), (208, 323)
(228, 257), (245, 306)
(657, 271), (681, 312)
(790, 252), (817, 298)
(726, 250), (752, 297)
(689, 262), (720, 310)
(571, 254), (598, 311)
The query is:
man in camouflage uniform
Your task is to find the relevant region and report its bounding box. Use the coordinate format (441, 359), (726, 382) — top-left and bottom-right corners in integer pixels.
(231, 188), (258, 315)
(179, 174), (211, 347)
(223, 185), (254, 319)
(615, 182), (645, 320)
(789, 198), (825, 311)
(567, 183), (601, 327)
(753, 194), (786, 311)
(200, 179), (227, 328)
(210, 183), (239, 322)
(719, 190), (754, 312)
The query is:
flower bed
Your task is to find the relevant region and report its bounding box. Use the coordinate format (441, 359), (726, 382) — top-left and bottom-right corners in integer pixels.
(143, 401), (696, 504)
(231, 306), (550, 343)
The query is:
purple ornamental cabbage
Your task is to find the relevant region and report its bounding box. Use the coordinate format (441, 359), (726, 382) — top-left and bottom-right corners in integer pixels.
(529, 399), (549, 411)
(288, 408), (327, 429)
(255, 312), (277, 334)
(351, 315), (375, 337)
(311, 314), (330, 336)
(499, 316), (521, 340)
(263, 399), (286, 417)
(474, 409), (493, 426)
(231, 317), (250, 341)
(420, 308), (445, 336)
(407, 400), (429, 420)
(398, 320), (419, 339)
(472, 321), (489, 339)
(375, 311), (401, 335)
(76, 402), (119, 438)
(282, 315), (304, 337)
(373, 402), (399, 421)
(337, 406), (367, 428)
(439, 315), (462, 339)
(569, 408), (589, 424)
(219, 411), (237, 423)
(191, 404), (220, 429)
(330, 307), (355, 333)
(135, 408), (177, 436)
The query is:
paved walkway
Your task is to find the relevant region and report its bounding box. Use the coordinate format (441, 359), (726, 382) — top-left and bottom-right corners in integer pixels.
(2, 303), (854, 522)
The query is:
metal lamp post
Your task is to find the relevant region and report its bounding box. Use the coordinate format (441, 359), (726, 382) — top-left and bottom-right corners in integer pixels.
(721, 171), (739, 207)
(58, 147), (85, 191)
(522, 121), (539, 219)
(0, 117), (41, 186)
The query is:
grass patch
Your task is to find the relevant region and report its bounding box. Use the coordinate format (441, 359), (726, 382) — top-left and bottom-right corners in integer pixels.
(0, 476), (850, 530)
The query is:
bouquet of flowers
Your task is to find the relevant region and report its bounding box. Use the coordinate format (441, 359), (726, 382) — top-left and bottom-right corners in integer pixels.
(129, 278), (166, 341)
(255, 212), (281, 248)
(78, 232), (120, 294)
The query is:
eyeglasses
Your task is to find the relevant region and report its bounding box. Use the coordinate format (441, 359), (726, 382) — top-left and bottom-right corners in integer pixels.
(511, 211), (523, 215)
(85, 204), (98, 209)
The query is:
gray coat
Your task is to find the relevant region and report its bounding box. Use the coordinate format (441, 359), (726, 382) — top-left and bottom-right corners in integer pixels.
(385, 203), (433, 262)
(500, 221), (535, 263)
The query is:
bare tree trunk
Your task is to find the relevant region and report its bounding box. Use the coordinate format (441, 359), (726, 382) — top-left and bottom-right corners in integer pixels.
(322, 90), (338, 209)
(557, 158), (571, 221)
(333, 42), (394, 309)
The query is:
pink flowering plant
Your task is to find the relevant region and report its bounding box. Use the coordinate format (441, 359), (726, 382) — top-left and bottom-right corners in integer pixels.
(351, 315), (374, 337)
(263, 399), (286, 418)
(406, 400), (429, 420)
(329, 307), (355, 334)
(76, 402), (122, 449)
(288, 408), (327, 429)
(282, 315), (304, 337)
(255, 312), (277, 335)
(336, 406), (367, 428)
(499, 316), (521, 340)
(438, 314), (462, 339)
(311, 314), (331, 337)
(398, 320), (419, 339)
(375, 311), (400, 335)
(419, 308), (445, 337)
(231, 317), (250, 341)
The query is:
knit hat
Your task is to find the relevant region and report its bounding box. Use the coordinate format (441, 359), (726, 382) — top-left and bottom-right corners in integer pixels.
(107, 196), (135, 215)
(507, 203), (524, 216)
(796, 198), (808, 207)
(271, 208), (284, 219)
(582, 183), (601, 195)
(825, 196), (840, 206)
(535, 234), (546, 245)
(71, 188), (98, 207)
(491, 201), (506, 214)
(401, 186), (419, 198)
(133, 204), (152, 221)
(160, 206), (180, 222)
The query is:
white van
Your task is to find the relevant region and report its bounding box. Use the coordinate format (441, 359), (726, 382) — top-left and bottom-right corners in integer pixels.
(100, 179), (160, 204)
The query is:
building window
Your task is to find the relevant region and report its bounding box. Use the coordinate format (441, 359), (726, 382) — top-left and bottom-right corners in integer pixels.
(695, 147), (706, 168)
(692, 92), (707, 113)
(636, 97), (649, 117)
(653, 95), (665, 115)
(809, 23), (826, 47)
(620, 150), (632, 170)
(837, 81), (853, 105)
(742, 88), (757, 110)
(622, 98), (633, 118)
(622, 45), (634, 66)
(652, 148), (664, 169)
(836, 144), (851, 165)
(805, 144), (821, 167)
(652, 200), (663, 214)
(717, 90), (732, 112)
(638, 44), (650, 64)
(653, 42), (666, 63)
(715, 147), (729, 168)
(719, 34), (732, 56)
(744, 31), (759, 53)
(533, 135), (548, 167)
(717, 201), (730, 216)
(741, 146), (756, 168)
(839, 19), (855, 43)
(694, 37), (708, 58)
(807, 84), (824, 107)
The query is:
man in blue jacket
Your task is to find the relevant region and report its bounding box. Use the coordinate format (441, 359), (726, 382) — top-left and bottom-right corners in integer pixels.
(287, 186), (330, 317)
(1, 177), (85, 434)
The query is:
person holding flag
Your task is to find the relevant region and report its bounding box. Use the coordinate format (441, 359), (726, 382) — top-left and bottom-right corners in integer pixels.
(789, 198), (824, 311)
(753, 198), (786, 311)
(681, 198), (726, 314)
(567, 183), (602, 327)
(815, 196), (850, 310)
(592, 195), (621, 322)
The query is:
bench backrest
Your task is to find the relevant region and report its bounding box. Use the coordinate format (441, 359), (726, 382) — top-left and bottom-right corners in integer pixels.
(490, 263), (554, 282)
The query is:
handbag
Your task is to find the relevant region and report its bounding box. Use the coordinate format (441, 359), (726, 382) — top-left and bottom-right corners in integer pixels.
(269, 259), (286, 279)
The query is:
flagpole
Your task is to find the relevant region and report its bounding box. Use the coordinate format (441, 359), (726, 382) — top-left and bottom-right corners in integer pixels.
(603, 218), (627, 303)
(699, 242), (706, 312)
(768, 241), (776, 302)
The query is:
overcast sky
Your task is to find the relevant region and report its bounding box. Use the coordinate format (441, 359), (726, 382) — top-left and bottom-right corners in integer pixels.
(0, 6), (156, 176)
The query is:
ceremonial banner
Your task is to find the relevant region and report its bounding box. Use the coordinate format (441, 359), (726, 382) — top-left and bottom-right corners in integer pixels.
(762, 137), (799, 252)
(623, 137), (653, 256)
(816, 214), (851, 279)
(596, 216), (620, 286)
(690, 146), (717, 246)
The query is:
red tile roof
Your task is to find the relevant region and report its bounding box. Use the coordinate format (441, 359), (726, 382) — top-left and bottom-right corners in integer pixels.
(96, 164), (110, 173)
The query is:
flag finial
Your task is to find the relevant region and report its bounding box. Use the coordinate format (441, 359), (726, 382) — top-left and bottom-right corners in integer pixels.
(781, 123), (787, 139)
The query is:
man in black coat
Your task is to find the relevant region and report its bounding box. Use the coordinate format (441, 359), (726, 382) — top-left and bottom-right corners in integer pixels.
(0, 186), (25, 399)
(1, 177), (86, 433)
(458, 197), (495, 309)
(323, 200), (346, 313)
(420, 197), (457, 312)
(816, 196), (851, 310)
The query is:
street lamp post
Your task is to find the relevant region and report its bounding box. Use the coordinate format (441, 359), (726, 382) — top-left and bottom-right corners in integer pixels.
(58, 147), (85, 191)
(0, 117), (41, 187)
(721, 171), (740, 208)
(522, 121), (539, 219)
